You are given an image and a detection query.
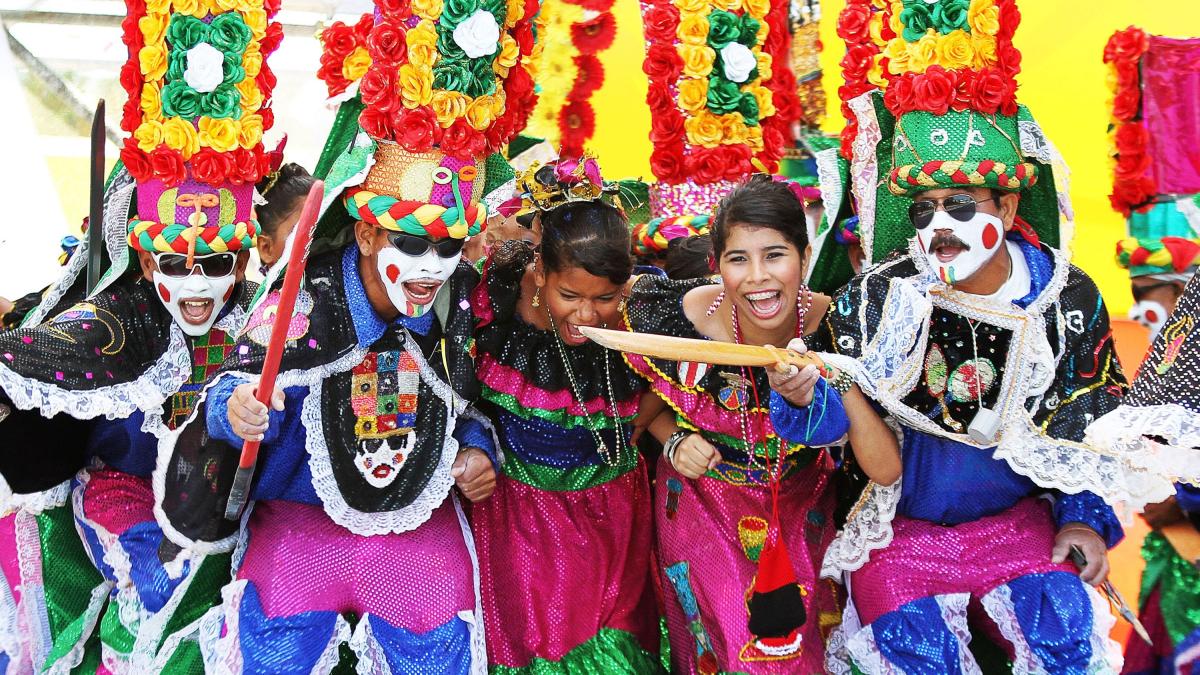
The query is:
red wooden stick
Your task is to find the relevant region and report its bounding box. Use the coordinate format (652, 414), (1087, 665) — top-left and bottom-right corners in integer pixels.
(224, 180), (323, 520)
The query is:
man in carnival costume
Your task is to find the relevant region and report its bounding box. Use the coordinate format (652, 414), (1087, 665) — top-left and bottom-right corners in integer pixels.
(810, 1), (1187, 671)
(0, 0), (280, 669)
(154, 0), (537, 669)
(1092, 27), (1200, 675)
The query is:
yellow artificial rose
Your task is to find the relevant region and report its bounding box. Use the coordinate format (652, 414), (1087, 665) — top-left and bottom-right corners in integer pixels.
(466, 97), (496, 131)
(756, 20), (769, 46)
(677, 78), (709, 114)
(171, 0), (202, 19)
(236, 78), (263, 113)
(936, 30), (974, 70)
(343, 46), (372, 82)
(140, 83), (163, 122)
(134, 121), (164, 153)
(199, 117), (240, 153)
(505, 0), (524, 25)
(139, 45), (168, 81)
(677, 13), (709, 46)
(970, 33), (997, 68)
(909, 31), (939, 72)
(752, 85), (775, 118)
(756, 51), (772, 74)
(496, 34), (519, 69)
(431, 91), (469, 127)
(968, 0), (1000, 36)
(743, 0), (769, 19)
(408, 22), (440, 67)
(685, 111), (725, 148)
(882, 37), (910, 75)
(413, 0), (443, 21)
(162, 117), (200, 158)
(720, 115), (748, 144)
(868, 54), (887, 87)
(399, 64), (434, 109)
(243, 8), (268, 39)
(887, 7), (904, 40)
(492, 90), (507, 116)
(213, 0), (241, 11)
(673, 0), (707, 15)
(746, 124), (763, 151)
(146, 0), (170, 14)
(138, 14), (168, 46)
(679, 45), (716, 79)
(238, 114), (263, 149)
(242, 43), (263, 79)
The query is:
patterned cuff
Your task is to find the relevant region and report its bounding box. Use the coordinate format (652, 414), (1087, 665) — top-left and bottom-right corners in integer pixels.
(768, 379), (849, 447)
(1054, 491), (1124, 549)
(454, 417), (499, 469)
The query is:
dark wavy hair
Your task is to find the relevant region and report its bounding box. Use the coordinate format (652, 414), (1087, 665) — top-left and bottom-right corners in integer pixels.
(254, 163), (315, 238)
(539, 200), (633, 285)
(711, 174), (807, 256)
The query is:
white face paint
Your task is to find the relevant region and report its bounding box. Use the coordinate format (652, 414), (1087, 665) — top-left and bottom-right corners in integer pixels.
(915, 209), (1006, 285)
(1129, 300), (1169, 341)
(151, 253), (238, 336)
(376, 244), (461, 318)
(356, 434), (413, 488)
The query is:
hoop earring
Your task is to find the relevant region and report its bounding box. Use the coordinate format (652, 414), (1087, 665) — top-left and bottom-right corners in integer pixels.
(705, 290), (725, 317)
(532, 287), (541, 308)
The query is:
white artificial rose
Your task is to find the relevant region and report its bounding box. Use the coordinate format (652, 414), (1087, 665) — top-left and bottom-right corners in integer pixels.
(453, 10), (500, 60)
(720, 42), (757, 83)
(184, 42), (225, 93)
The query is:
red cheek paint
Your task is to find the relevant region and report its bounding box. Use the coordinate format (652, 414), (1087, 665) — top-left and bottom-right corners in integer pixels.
(1146, 309), (1159, 323)
(386, 264), (400, 283)
(981, 222), (999, 249)
(158, 284), (171, 303)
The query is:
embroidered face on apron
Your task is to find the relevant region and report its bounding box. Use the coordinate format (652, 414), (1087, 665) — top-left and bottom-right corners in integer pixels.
(350, 350), (421, 488)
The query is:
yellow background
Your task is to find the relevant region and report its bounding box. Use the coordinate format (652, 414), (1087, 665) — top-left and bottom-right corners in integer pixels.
(590, 0), (1200, 312)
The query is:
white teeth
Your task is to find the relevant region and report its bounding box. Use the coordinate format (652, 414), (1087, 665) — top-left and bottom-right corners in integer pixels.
(746, 291), (779, 301)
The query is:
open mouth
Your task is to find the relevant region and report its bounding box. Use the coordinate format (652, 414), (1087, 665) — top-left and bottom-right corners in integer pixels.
(178, 297), (214, 326)
(744, 290), (783, 320)
(561, 322), (589, 345)
(401, 279), (443, 306)
(372, 464), (392, 480)
(929, 236), (970, 263)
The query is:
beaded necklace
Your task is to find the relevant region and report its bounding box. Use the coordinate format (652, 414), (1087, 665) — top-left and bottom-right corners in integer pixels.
(547, 304), (625, 467)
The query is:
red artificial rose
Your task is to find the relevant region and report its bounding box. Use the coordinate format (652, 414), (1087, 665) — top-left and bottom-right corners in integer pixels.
(970, 67), (1008, 114)
(121, 13), (141, 49)
(376, 0), (411, 19)
(840, 118), (858, 160)
(507, 65), (535, 100)
(513, 22), (535, 55)
(883, 74), (916, 115)
(650, 147), (684, 181)
(354, 15), (376, 43)
(1103, 26), (1148, 65)
(119, 59), (142, 97)
(841, 44), (876, 84)
(1112, 86), (1141, 122)
(836, 3), (873, 44)
(259, 106), (275, 132)
(950, 68), (974, 112)
(646, 85), (674, 115)
(1114, 121), (1149, 153)
(121, 97), (142, 134)
(643, 45), (682, 82)
(393, 108), (437, 154)
(762, 125), (786, 160)
(262, 22), (284, 55)
(360, 68), (398, 111)
(236, 148), (264, 184)
(569, 55), (605, 98)
(439, 119), (486, 160)
(359, 106), (393, 140)
(995, 0), (1018, 42)
(996, 41), (1021, 79)
(643, 4), (679, 44)
(571, 13), (616, 55)
(649, 107), (684, 144)
(191, 148), (234, 187)
(913, 66), (955, 116)
(120, 140), (152, 182)
(1110, 178), (1154, 216)
(485, 115), (511, 150)
(368, 23), (407, 66)
(720, 144), (752, 174)
(323, 23), (357, 59)
(148, 146), (186, 187)
(1114, 149), (1151, 181)
(686, 151), (723, 185)
(257, 68), (278, 96)
(263, 0), (280, 16)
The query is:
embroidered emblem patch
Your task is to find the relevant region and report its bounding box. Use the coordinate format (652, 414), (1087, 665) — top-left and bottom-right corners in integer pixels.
(244, 289), (314, 347)
(678, 361), (709, 388)
(349, 350), (421, 487)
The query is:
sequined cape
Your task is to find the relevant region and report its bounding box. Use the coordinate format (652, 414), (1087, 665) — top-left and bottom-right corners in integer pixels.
(156, 246), (481, 549)
(622, 274), (831, 465)
(0, 275), (254, 492)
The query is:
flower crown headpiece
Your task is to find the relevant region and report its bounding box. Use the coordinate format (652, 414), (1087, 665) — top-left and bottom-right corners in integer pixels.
(516, 154), (619, 212)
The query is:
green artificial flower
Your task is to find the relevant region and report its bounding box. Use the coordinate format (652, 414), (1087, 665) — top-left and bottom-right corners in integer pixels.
(932, 0), (970, 34)
(706, 76), (742, 115)
(201, 83), (242, 119)
(221, 56), (245, 86)
(899, 1), (933, 42)
(467, 57), (497, 96)
(737, 91), (759, 125)
(736, 15), (760, 47)
(208, 13), (252, 54)
(442, 0), (479, 28)
(167, 14), (208, 50)
(707, 11), (741, 50)
(160, 81), (201, 118)
(434, 62), (474, 93)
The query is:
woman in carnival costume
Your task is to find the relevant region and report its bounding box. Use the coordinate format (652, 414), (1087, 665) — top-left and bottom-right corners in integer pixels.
(624, 176), (899, 674)
(0, 0), (280, 668)
(470, 156), (663, 673)
(153, 0), (538, 669)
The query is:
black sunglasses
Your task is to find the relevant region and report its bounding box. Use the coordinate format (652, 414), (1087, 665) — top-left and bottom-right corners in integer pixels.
(386, 232), (464, 259)
(908, 193), (999, 230)
(155, 253), (237, 278)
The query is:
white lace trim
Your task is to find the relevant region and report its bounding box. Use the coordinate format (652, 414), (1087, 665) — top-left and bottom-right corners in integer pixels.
(820, 479), (900, 579)
(0, 480), (70, 517)
(348, 616), (394, 675)
(844, 593), (977, 674)
(847, 92), (883, 266)
(15, 509), (52, 670)
(200, 580), (245, 675)
(0, 556), (24, 671)
(129, 552), (205, 670)
(980, 581), (1121, 674)
(0, 323), (191, 422)
(145, 611), (206, 674)
(304, 329), (462, 536)
(824, 599), (861, 675)
(1017, 119), (1076, 256)
(41, 581), (112, 675)
(1086, 403), (1200, 478)
(1084, 583), (1123, 673)
(451, 493), (487, 675)
(938, 593), (981, 674)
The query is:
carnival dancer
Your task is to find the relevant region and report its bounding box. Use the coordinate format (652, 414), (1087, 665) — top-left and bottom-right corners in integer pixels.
(808, 2), (1189, 671)
(253, 162), (315, 275)
(0, 0), (280, 668)
(154, 0), (539, 670)
(620, 176), (898, 674)
(470, 156), (662, 673)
